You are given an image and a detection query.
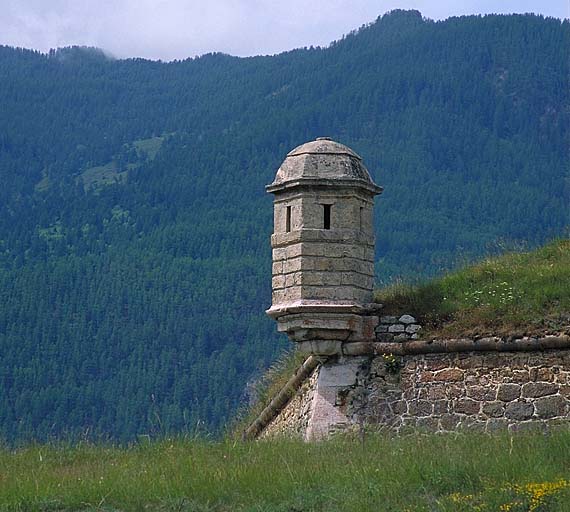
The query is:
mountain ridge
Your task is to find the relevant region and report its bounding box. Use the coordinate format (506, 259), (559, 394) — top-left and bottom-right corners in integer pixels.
(0, 10), (568, 442)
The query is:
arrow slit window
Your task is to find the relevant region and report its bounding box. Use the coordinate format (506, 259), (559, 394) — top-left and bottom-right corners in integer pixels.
(323, 204), (331, 230)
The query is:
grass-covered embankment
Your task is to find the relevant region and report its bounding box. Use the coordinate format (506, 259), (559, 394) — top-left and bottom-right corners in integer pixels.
(376, 239), (570, 337)
(2, 432), (570, 511)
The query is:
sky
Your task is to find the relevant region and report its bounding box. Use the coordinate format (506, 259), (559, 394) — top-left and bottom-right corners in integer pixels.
(2, 0), (568, 61)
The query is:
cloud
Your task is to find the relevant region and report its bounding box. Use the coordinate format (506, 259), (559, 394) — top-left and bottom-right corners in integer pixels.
(2, 0), (567, 61)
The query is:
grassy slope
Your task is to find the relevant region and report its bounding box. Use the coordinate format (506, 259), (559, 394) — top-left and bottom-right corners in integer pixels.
(2, 243), (569, 511)
(2, 433), (570, 511)
(376, 239), (570, 337)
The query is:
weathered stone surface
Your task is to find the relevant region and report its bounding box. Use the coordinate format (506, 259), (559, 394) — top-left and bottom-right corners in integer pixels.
(427, 385), (446, 400)
(318, 360), (362, 387)
(433, 400), (448, 414)
(391, 400), (408, 414)
(388, 324), (405, 333)
(537, 368), (556, 382)
(534, 396), (567, 419)
(406, 324), (422, 333)
(505, 402), (534, 421)
(467, 386), (496, 401)
(439, 414), (461, 430)
(454, 398), (480, 415)
(521, 382), (558, 398)
(262, 348), (570, 439)
(424, 358), (449, 371)
(434, 369), (464, 382)
(399, 315), (416, 324)
(380, 316), (397, 324)
(497, 384), (521, 402)
(408, 400), (433, 416)
(482, 401), (505, 418)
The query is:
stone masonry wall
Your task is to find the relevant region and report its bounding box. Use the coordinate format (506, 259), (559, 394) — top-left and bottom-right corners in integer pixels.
(375, 314), (422, 342)
(343, 350), (570, 434)
(261, 348), (570, 439)
(260, 366), (318, 439)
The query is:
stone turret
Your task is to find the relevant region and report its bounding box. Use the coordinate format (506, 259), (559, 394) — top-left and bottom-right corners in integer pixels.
(266, 137), (382, 355)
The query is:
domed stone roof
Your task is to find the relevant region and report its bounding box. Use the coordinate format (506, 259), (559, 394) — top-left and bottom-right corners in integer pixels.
(267, 137), (381, 194)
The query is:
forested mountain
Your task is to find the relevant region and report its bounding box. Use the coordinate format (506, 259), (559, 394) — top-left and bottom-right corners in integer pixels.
(0, 10), (568, 442)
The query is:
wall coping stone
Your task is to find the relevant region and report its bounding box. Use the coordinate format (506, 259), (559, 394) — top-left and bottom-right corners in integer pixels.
(342, 334), (570, 356)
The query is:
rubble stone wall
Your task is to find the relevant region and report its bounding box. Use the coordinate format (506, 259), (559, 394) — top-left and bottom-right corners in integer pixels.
(260, 366), (318, 439)
(351, 350), (570, 433)
(261, 348), (570, 439)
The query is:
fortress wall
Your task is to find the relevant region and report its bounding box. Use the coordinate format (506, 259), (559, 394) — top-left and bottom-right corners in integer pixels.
(259, 365), (318, 439)
(350, 350), (570, 434)
(260, 346), (570, 440)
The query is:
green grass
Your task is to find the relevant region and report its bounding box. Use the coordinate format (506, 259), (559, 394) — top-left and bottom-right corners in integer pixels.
(133, 136), (165, 160)
(375, 239), (570, 337)
(77, 136), (165, 192)
(79, 162), (127, 190)
(2, 432), (570, 511)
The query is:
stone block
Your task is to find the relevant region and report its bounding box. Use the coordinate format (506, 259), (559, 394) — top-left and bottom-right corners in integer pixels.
(497, 384), (521, 402)
(405, 324), (421, 333)
(505, 401), (534, 421)
(482, 401), (505, 418)
(433, 369), (464, 382)
(427, 385), (446, 400)
(534, 396), (567, 419)
(537, 368), (556, 382)
(467, 386), (496, 401)
(380, 316), (397, 324)
(272, 275), (286, 290)
(318, 361), (362, 387)
(399, 314), (416, 324)
(419, 371), (434, 383)
(391, 400), (408, 414)
(388, 324), (405, 333)
(439, 414), (461, 430)
(433, 400), (449, 414)
(511, 370), (530, 383)
(424, 358), (450, 371)
(453, 398), (480, 415)
(408, 400), (433, 416)
(376, 332), (394, 343)
(447, 385), (464, 398)
(456, 355), (484, 370)
(299, 271), (341, 287)
(296, 339), (343, 355)
(375, 325), (388, 333)
(521, 382), (558, 398)
(340, 272), (374, 289)
(283, 257), (303, 273)
(300, 242), (364, 260)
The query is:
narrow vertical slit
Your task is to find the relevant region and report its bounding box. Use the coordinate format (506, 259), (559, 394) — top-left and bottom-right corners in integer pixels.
(286, 205), (291, 233)
(360, 207), (364, 231)
(323, 204), (331, 230)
